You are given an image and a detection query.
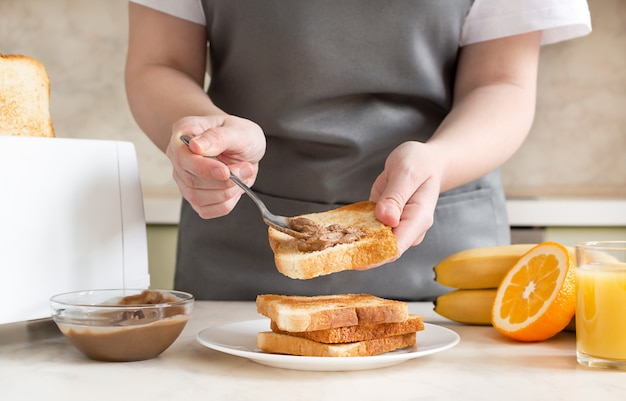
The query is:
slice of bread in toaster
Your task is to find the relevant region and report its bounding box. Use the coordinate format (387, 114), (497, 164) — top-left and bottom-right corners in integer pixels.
(0, 53), (55, 137)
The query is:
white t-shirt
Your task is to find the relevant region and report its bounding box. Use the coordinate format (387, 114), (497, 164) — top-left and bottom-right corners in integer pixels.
(129, 0), (591, 45)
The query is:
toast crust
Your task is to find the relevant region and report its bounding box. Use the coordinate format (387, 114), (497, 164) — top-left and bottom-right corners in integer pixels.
(256, 294), (409, 332)
(256, 331), (417, 357)
(270, 314), (424, 343)
(268, 201), (397, 279)
(0, 54), (55, 138)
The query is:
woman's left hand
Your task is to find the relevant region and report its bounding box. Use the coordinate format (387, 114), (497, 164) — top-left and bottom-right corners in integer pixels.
(369, 141), (443, 260)
(368, 31), (542, 264)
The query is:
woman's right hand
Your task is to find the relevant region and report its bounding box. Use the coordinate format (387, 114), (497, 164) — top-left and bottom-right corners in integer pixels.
(166, 114), (266, 219)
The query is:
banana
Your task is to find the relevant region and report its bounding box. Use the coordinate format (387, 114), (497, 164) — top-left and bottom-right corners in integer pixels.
(434, 289), (497, 325)
(434, 289), (577, 330)
(432, 243), (578, 328)
(433, 244), (537, 289)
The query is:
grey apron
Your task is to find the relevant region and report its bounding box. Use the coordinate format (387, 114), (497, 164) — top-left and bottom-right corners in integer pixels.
(175, 0), (510, 301)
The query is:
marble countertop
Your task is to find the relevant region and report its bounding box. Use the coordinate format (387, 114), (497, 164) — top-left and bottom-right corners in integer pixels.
(1, 301), (624, 401)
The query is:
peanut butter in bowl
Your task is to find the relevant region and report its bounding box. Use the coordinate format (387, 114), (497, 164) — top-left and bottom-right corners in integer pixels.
(50, 289), (194, 362)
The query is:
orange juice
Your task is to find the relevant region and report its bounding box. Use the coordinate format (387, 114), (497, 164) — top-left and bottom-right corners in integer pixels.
(576, 264), (626, 360)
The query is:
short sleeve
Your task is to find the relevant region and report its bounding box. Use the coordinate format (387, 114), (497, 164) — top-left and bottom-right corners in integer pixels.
(461, 0), (592, 46)
(129, 0), (206, 25)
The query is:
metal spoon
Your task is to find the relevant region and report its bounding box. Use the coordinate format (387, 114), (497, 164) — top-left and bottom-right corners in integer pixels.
(179, 135), (306, 238)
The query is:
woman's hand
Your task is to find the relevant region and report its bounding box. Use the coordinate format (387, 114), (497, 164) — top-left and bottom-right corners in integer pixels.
(166, 114), (266, 219)
(369, 141), (443, 258)
(369, 31), (541, 263)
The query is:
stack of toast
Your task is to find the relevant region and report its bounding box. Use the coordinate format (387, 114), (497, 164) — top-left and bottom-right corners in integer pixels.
(256, 294), (424, 357)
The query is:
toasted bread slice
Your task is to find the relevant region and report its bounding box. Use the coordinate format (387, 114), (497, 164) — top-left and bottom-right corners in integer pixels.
(256, 294), (409, 332)
(270, 314), (424, 344)
(268, 201), (397, 279)
(0, 54), (55, 137)
(257, 331), (416, 357)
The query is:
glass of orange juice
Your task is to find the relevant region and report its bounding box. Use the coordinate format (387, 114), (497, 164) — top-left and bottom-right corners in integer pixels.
(575, 241), (626, 370)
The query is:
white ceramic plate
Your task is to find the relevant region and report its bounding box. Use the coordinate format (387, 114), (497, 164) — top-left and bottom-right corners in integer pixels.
(196, 319), (460, 371)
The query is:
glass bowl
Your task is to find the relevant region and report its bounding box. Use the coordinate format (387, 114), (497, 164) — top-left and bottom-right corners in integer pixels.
(50, 289), (194, 362)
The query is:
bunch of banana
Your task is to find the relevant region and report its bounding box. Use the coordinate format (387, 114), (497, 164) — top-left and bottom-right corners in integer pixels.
(433, 244), (537, 325)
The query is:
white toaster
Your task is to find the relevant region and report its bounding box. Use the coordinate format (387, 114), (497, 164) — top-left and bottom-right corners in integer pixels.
(0, 136), (150, 324)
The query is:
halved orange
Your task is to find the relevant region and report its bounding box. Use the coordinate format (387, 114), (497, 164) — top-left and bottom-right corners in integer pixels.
(491, 241), (575, 342)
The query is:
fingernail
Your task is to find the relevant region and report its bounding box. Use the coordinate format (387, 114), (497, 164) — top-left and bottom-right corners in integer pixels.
(239, 165), (254, 180)
(211, 167), (226, 180)
(192, 136), (211, 152)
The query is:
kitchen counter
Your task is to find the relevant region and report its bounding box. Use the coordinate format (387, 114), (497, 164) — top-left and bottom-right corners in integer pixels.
(1, 302), (624, 401)
(143, 192), (626, 227)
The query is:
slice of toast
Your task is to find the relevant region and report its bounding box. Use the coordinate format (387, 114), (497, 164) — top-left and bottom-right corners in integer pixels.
(256, 331), (416, 357)
(256, 294), (409, 332)
(270, 314), (424, 344)
(0, 53), (55, 137)
(268, 201), (397, 279)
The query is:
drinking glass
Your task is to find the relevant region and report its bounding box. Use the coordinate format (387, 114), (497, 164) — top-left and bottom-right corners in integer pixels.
(575, 241), (626, 369)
